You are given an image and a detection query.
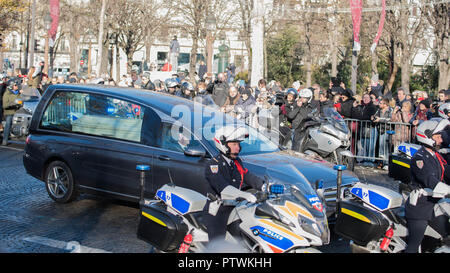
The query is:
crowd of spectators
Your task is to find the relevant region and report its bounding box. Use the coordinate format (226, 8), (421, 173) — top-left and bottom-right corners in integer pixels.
(2, 64), (449, 169)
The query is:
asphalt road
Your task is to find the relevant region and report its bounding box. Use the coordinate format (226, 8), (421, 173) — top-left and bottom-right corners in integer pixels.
(0, 143), (398, 253)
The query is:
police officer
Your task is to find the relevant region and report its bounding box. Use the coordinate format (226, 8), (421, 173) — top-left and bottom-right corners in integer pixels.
(164, 78), (179, 95)
(204, 125), (264, 240)
(291, 88), (318, 152)
(279, 88), (298, 147)
(405, 119), (450, 252)
(177, 81), (195, 100)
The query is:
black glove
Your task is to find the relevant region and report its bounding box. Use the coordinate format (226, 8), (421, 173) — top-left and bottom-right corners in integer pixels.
(255, 191), (268, 203)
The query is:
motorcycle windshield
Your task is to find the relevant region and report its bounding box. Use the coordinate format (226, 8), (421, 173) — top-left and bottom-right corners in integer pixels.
(265, 168), (324, 218)
(322, 107), (349, 134)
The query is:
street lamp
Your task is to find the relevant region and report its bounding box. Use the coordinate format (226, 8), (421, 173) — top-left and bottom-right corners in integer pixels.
(43, 12), (53, 75)
(205, 14), (216, 78)
(108, 33), (117, 79)
(86, 30), (94, 76)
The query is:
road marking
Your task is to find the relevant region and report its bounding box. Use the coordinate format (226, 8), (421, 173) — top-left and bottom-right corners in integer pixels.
(23, 236), (111, 253)
(0, 146), (24, 152)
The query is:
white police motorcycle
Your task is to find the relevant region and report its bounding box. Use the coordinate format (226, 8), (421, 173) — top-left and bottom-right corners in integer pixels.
(332, 166), (450, 253)
(135, 166), (330, 253)
(300, 107), (355, 171)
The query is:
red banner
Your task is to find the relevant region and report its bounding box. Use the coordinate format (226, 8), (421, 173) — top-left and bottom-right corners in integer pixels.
(49, 0), (60, 44)
(371, 0), (386, 52)
(350, 0), (363, 51)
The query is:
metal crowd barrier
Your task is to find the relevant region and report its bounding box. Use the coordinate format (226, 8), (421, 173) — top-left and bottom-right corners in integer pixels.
(344, 119), (413, 162)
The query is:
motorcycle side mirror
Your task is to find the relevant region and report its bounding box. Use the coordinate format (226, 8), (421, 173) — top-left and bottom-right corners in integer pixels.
(184, 145), (206, 157)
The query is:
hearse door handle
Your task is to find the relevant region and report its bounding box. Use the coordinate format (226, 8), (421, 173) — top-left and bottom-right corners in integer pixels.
(158, 155), (171, 161)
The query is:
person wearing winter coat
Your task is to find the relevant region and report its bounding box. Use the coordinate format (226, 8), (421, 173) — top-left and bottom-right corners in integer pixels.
(234, 88), (256, 121)
(372, 98), (393, 167)
(221, 86), (240, 114)
(352, 93), (378, 165)
(2, 83), (22, 145)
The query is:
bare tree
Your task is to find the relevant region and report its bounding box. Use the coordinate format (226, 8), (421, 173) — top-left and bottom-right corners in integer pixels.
(172, 0), (236, 81)
(424, 2), (449, 91)
(58, 0), (96, 74)
(172, 0), (208, 81)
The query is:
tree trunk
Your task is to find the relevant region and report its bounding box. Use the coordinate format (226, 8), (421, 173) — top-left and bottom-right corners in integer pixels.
(331, 41), (338, 77)
(438, 36), (449, 90)
(305, 59), (312, 87)
(387, 62), (398, 93)
(189, 35), (199, 83)
(126, 51), (134, 74)
(401, 57), (411, 94)
(371, 51), (378, 76)
(115, 44), (120, 81)
(96, 0), (106, 77)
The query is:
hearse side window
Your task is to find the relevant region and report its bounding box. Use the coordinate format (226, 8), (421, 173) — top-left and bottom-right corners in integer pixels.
(40, 91), (146, 143)
(157, 122), (203, 153)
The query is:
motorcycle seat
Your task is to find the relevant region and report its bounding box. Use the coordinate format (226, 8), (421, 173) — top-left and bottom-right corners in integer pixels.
(385, 207), (407, 226)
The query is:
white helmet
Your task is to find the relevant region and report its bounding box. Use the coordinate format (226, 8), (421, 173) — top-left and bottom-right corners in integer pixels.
(298, 88), (313, 103)
(214, 125), (249, 156)
(438, 103), (450, 119)
(416, 119), (450, 147)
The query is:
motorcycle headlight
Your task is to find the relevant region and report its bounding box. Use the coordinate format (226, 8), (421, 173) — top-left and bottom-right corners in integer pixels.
(298, 215), (321, 238)
(298, 214), (330, 244)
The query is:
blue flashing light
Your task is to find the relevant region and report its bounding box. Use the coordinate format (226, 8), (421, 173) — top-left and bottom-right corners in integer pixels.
(136, 165), (150, 171)
(270, 184), (285, 195)
(333, 165), (347, 171)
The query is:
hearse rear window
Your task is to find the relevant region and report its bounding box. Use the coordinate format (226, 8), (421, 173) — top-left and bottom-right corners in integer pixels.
(40, 91), (145, 143)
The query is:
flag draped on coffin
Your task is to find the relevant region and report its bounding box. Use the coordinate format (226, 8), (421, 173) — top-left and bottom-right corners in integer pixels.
(49, 0), (60, 47)
(370, 0), (386, 53)
(350, 0), (363, 51)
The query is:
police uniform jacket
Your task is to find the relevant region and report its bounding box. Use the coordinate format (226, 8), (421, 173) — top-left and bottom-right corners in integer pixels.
(405, 147), (447, 220)
(205, 154), (263, 196)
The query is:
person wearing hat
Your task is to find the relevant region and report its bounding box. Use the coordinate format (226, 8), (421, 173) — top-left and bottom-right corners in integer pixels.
(410, 99), (433, 127)
(338, 88), (356, 119)
(328, 76), (344, 96)
(234, 87), (256, 121)
(2, 82), (22, 145)
(404, 119), (450, 252)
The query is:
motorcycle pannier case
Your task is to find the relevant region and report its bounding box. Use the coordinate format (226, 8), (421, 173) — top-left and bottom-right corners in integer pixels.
(388, 154), (411, 184)
(137, 202), (188, 252)
(334, 200), (389, 246)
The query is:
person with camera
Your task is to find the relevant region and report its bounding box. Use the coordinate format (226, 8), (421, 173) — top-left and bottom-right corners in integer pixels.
(2, 82), (22, 146)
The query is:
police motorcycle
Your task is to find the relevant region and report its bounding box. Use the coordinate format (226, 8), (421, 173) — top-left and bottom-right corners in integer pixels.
(136, 167), (330, 253)
(332, 168), (450, 253)
(299, 107), (355, 171)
